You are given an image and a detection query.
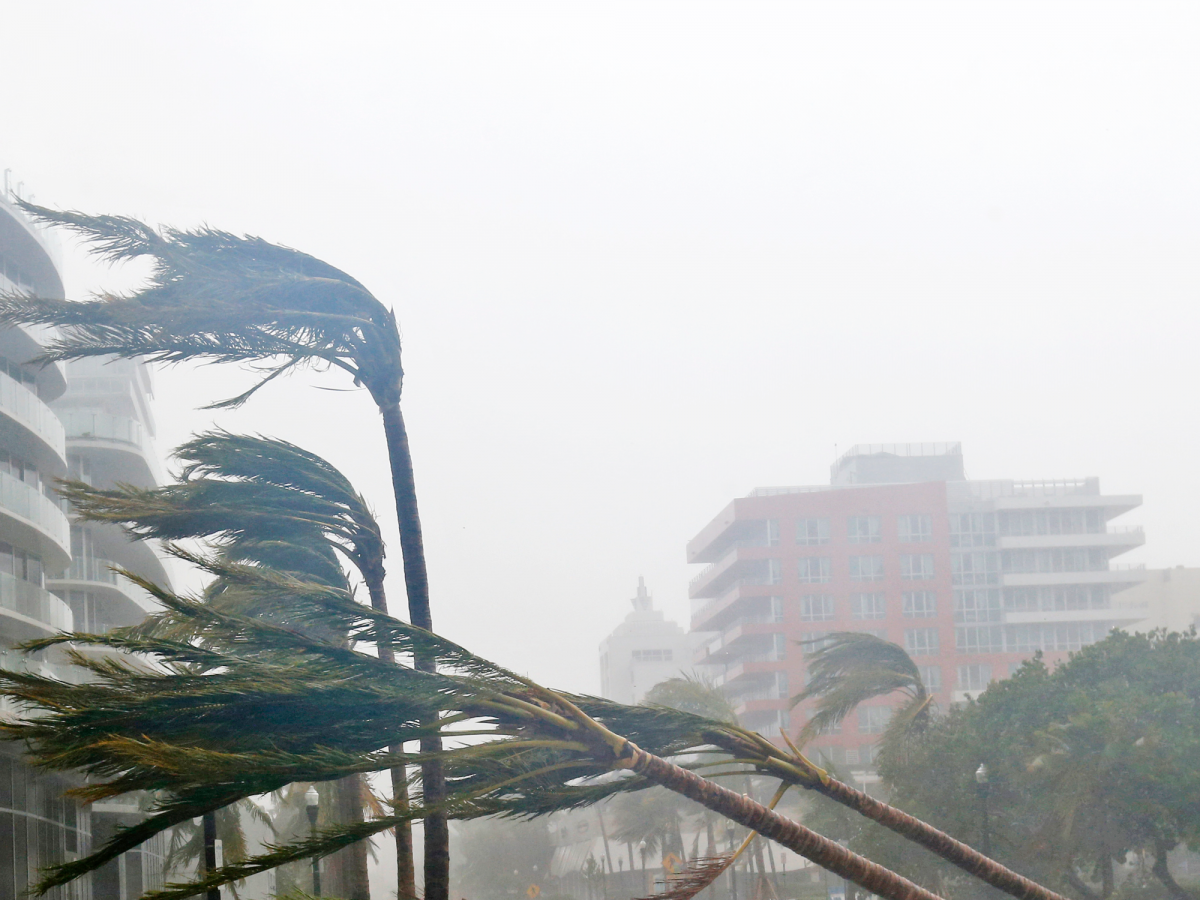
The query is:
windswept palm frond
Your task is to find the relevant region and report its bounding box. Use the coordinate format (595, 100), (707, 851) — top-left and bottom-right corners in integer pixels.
(792, 632), (931, 743)
(0, 202), (401, 408)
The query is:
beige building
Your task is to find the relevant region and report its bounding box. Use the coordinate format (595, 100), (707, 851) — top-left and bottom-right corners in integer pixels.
(1114, 566), (1200, 633)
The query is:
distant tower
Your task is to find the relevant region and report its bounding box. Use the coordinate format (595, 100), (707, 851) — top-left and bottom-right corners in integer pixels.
(598, 577), (692, 704)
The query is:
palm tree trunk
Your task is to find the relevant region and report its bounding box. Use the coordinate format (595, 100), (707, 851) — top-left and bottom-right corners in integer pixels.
(333, 776), (371, 900)
(363, 568), (417, 900)
(622, 744), (942, 900)
(378, 401), (449, 900)
(1150, 840), (1193, 900)
(809, 773), (1071, 900)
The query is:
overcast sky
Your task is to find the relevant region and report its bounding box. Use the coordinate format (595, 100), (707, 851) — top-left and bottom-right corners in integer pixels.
(3, 2), (1199, 698)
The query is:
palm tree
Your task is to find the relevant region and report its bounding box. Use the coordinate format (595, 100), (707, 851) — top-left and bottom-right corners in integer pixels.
(61, 431), (410, 899)
(0, 204), (440, 897)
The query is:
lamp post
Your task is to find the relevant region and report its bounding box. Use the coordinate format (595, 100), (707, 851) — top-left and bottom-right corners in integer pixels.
(975, 764), (991, 858)
(638, 840), (648, 894)
(726, 825), (738, 900)
(305, 786), (321, 897)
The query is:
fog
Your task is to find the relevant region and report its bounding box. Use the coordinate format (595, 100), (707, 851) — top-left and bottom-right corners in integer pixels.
(3, 1), (1198, 701)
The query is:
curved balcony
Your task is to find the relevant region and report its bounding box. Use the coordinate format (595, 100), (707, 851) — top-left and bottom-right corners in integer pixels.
(48, 556), (160, 622)
(0, 369), (67, 473)
(57, 410), (163, 487)
(0, 571), (72, 636)
(0, 470), (69, 567)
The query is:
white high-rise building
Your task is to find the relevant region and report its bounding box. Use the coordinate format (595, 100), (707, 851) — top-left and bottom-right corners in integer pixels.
(0, 189), (173, 900)
(598, 577), (694, 705)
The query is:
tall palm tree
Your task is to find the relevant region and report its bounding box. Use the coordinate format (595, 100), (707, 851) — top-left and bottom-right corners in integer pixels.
(0, 203), (440, 897)
(61, 431), (410, 899)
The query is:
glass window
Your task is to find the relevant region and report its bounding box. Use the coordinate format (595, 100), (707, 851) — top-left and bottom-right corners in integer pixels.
(849, 555), (884, 582)
(917, 665), (942, 690)
(850, 592), (886, 619)
(898, 514), (933, 542)
(900, 554), (934, 581)
(857, 705), (892, 734)
(902, 591), (937, 617)
(904, 627), (940, 656)
(955, 625), (1004, 653)
(797, 557), (832, 584)
(847, 516), (882, 544)
(800, 631), (833, 653)
(766, 519), (781, 547)
(631, 649), (673, 663)
(799, 594), (835, 622)
(956, 664), (993, 691)
(796, 518), (830, 546)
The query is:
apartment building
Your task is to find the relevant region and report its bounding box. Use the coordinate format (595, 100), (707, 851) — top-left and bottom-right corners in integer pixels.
(688, 443), (1145, 775)
(0, 192), (172, 900)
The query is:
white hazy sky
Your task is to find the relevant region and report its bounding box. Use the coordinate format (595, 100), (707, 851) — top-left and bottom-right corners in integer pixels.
(2, 2), (1198, 696)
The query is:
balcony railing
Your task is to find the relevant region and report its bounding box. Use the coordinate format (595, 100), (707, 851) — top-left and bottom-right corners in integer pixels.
(0, 571), (72, 632)
(0, 370), (65, 458)
(58, 410), (155, 459)
(62, 557), (123, 586)
(0, 469), (69, 548)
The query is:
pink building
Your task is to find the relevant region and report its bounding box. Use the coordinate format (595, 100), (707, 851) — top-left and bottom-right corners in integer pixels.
(687, 444), (1145, 779)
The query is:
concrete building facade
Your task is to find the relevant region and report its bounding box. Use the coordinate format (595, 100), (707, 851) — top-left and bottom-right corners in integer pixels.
(0, 192), (171, 900)
(688, 443), (1146, 775)
(598, 577), (694, 705)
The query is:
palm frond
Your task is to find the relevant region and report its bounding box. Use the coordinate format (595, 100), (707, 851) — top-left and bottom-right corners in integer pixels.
(791, 632), (928, 742)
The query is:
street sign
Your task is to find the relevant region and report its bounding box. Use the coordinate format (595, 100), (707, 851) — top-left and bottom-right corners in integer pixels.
(662, 853), (682, 874)
(527, 885), (541, 899)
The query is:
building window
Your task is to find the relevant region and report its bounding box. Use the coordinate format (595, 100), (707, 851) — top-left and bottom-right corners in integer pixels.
(955, 589), (1002, 623)
(800, 631), (833, 654)
(952, 551), (999, 586)
(900, 554), (934, 581)
(766, 519), (781, 547)
(797, 557), (832, 583)
(850, 592), (886, 619)
(631, 649), (673, 663)
(917, 665), (942, 690)
(955, 625), (1004, 653)
(902, 591), (937, 618)
(858, 705), (892, 734)
(770, 634), (789, 661)
(0, 542), (44, 587)
(950, 513), (997, 548)
(796, 518), (830, 546)
(800, 594), (835, 622)
(770, 596), (785, 623)
(849, 555), (884, 582)
(898, 514), (933, 543)
(848, 516), (882, 544)
(768, 558), (783, 584)
(957, 664), (993, 691)
(844, 747), (860, 765)
(904, 627), (939, 656)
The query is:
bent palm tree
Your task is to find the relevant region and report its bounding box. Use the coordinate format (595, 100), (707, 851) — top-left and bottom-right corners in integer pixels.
(62, 431), (410, 899)
(0, 204), (438, 897)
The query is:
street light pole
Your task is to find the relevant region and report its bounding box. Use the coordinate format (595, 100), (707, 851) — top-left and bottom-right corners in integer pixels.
(202, 812), (219, 900)
(306, 786), (321, 897)
(638, 840), (648, 895)
(975, 764), (991, 858)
